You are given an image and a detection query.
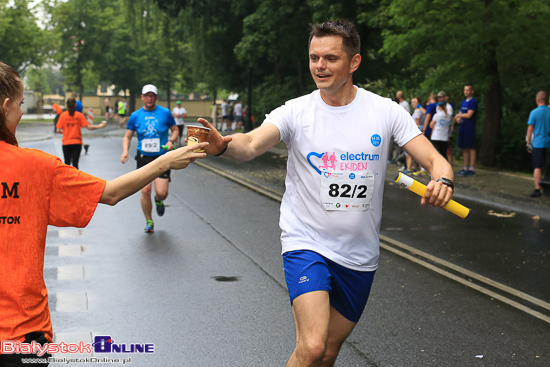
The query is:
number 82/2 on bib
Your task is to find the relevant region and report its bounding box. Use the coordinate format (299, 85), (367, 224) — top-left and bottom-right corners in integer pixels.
(320, 171), (374, 211)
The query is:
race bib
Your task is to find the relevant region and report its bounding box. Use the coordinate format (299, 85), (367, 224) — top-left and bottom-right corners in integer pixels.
(320, 171), (374, 211)
(141, 138), (161, 153)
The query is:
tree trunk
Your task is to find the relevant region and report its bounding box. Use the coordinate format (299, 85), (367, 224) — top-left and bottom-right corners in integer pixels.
(480, 0), (502, 167)
(480, 74), (502, 167)
(129, 90), (136, 114)
(166, 81), (171, 110)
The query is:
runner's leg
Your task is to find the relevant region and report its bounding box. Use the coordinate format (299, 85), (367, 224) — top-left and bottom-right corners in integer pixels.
(141, 182), (153, 221)
(153, 177), (169, 201)
(287, 290), (330, 367)
(287, 291), (357, 367)
(72, 144), (82, 170)
(323, 306), (357, 366)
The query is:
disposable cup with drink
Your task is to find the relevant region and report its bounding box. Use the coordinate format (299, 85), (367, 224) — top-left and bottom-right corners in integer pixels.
(186, 125), (210, 152)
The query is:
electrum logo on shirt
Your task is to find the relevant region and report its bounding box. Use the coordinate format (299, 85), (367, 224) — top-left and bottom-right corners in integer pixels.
(1, 182), (21, 224)
(306, 151), (380, 175)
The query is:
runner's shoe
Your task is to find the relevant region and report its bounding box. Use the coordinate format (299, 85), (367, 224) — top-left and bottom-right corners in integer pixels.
(145, 219), (154, 233)
(464, 170), (475, 177)
(84, 144), (89, 154)
(155, 198), (165, 217)
(456, 169), (467, 176)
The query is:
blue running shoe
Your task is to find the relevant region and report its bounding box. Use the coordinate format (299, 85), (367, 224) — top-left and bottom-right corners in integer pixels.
(465, 170), (475, 177)
(155, 198), (165, 217)
(145, 219), (154, 233)
(457, 169), (467, 176)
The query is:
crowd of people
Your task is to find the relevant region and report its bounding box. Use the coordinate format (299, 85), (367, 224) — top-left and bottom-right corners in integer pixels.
(392, 86), (479, 179)
(215, 99), (244, 132)
(394, 86), (550, 198)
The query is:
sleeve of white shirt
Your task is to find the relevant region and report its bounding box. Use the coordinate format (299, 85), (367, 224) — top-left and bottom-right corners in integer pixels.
(262, 103), (292, 143)
(390, 101), (421, 147)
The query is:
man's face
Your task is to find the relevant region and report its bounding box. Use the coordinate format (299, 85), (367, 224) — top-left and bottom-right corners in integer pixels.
(141, 92), (157, 109)
(309, 36), (360, 95)
(464, 86), (474, 98)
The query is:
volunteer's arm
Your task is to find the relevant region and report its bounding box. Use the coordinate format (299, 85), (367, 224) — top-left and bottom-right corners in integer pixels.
(402, 134), (454, 208)
(86, 121), (107, 130)
(101, 143), (207, 205)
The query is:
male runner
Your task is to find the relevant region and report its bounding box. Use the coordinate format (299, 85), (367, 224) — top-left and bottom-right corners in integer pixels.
(197, 19), (454, 366)
(121, 84), (178, 233)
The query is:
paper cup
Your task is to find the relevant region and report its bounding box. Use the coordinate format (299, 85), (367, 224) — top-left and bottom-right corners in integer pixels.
(186, 125), (210, 152)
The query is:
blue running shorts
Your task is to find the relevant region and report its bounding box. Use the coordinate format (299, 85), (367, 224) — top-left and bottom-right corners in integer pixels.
(458, 122), (476, 149)
(532, 148), (547, 169)
(283, 250), (376, 323)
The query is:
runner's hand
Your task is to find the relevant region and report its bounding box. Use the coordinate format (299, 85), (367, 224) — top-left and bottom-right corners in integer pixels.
(195, 117), (233, 156)
(422, 180), (453, 208)
(121, 152), (128, 164)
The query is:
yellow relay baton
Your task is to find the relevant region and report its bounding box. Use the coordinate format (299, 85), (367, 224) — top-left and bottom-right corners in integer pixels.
(394, 172), (470, 219)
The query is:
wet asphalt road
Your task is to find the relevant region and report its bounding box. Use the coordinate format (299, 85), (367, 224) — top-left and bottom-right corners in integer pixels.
(14, 124), (550, 366)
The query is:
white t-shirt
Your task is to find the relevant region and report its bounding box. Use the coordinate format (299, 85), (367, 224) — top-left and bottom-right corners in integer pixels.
(234, 103), (243, 116)
(412, 108), (424, 128)
(430, 104), (453, 141)
(263, 87), (420, 271)
(399, 100), (411, 114)
(172, 106), (187, 126)
(221, 102), (228, 116)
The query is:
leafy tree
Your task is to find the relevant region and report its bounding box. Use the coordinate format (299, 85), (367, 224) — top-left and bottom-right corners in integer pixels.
(0, 0), (49, 73)
(378, 0), (550, 167)
(25, 66), (51, 94)
(50, 0), (117, 99)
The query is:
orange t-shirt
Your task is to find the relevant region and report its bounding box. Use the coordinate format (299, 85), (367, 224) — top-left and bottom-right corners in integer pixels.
(56, 111), (88, 145)
(0, 141), (106, 344)
(52, 103), (63, 115)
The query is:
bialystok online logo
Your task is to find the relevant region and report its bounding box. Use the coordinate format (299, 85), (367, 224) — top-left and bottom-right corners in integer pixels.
(1, 335), (155, 357)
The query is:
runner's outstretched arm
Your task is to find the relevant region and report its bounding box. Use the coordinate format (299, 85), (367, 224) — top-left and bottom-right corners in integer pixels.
(196, 118), (280, 161)
(100, 143), (207, 205)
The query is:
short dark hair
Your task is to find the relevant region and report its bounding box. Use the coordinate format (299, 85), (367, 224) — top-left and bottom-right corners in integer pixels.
(309, 19), (360, 60)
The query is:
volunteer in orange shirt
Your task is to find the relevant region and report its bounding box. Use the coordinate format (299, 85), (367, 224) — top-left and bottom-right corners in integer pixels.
(50, 103), (62, 133)
(56, 98), (106, 170)
(0, 61), (208, 366)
